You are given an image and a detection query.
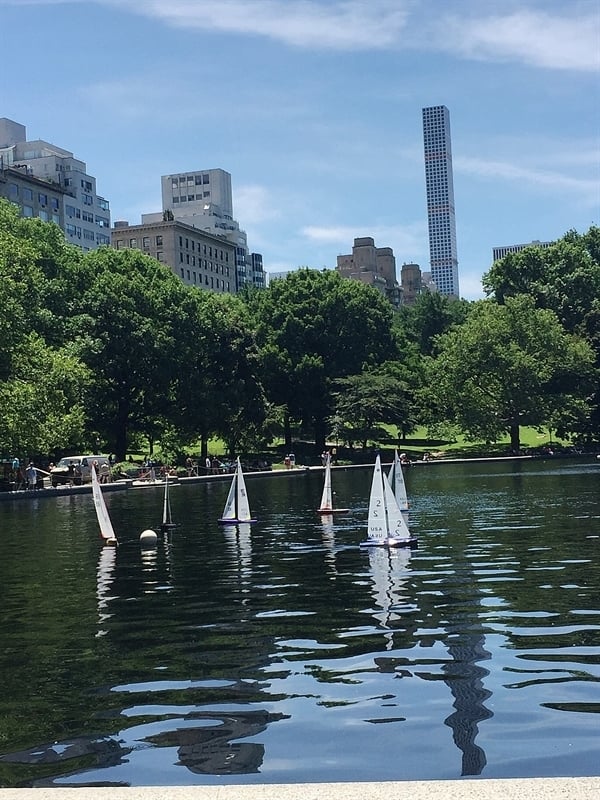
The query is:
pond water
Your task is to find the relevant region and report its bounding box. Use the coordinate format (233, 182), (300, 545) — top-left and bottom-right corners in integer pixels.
(0, 457), (599, 787)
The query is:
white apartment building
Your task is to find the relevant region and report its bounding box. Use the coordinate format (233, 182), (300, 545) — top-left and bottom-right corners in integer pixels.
(0, 118), (110, 250)
(422, 105), (460, 298)
(492, 240), (553, 262)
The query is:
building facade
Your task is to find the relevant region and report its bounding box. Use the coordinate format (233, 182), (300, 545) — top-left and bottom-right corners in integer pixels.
(422, 105), (459, 298)
(492, 240), (553, 262)
(336, 237), (402, 307)
(111, 218), (236, 294)
(153, 168), (264, 291)
(0, 118), (110, 250)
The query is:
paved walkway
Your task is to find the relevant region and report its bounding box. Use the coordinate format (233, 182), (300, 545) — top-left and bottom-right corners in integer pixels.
(2, 778), (600, 799)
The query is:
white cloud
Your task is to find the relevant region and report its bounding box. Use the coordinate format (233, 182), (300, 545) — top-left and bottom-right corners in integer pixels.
(456, 155), (600, 202)
(2, 1), (597, 70)
(432, 8), (600, 72)
(99, 0), (411, 50)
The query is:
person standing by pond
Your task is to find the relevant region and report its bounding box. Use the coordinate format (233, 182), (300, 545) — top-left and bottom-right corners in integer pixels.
(26, 462), (38, 490)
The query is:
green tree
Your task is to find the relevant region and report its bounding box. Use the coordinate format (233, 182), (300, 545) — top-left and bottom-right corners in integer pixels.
(398, 291), (470, 355)
(173, 290), (267, 457)
(76, 248), (191, 460)
(425, 297), (596, 451)
(332, 366), (414, 450)
(483, 227), (600, 439)
(247, 269), (398, 452)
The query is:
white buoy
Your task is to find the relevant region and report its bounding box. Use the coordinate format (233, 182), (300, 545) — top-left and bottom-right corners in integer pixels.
(139, 529), (158, 548)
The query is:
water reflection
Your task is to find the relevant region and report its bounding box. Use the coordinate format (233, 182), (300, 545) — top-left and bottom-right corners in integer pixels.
(0, 457), (598, 786)
(96, 545), (116, 637)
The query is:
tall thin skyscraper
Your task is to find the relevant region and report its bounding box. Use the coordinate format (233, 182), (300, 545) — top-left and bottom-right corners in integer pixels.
(422, 105), (459, 297)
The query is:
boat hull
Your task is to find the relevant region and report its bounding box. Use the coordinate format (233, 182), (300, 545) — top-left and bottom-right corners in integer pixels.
(360, 536), (418, 549)
(316, 508), (349, 514)
(218, 517), (257, 524)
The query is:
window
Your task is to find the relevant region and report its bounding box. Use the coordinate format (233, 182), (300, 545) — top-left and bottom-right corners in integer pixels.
(142, 237), (150, 248)
(83, 229), (95, 241)
(66, 223), (77, 236)
(98, 198), (109, 211)
(203, 191), (210, 197)
(202, 174), (209, 184)
(52, 214), (60, 225)
(51, 197), (59, 211)
(157, 252), (164, 262)
(23, 188), (33, 201)
(8, 183), (18, 198)
(23, 205), (34, 217)
(180, 268), (184, 278)
(38, 193), (48, 206)
(156, 235), (163, 246)
(129, 238), (137, 247)
(83, 194), (93, 206)
(115, 240), (123, 249)
(82, 210), (94, 222)
(38, 209), (49, 221)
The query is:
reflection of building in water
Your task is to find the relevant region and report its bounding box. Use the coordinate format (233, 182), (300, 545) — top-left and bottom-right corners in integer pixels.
(145, 710), (287, 774)
(442, 635), (492, 776)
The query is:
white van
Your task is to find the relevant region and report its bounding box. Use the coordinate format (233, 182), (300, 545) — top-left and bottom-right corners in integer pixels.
(50, 455), (110, 487)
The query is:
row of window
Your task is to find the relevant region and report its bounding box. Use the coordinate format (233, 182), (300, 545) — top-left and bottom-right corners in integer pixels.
(64, 223), (109, 245)
(171, 174), (210, 187)
(22, 206), (60, 224)
(180, 268), (230, 292)
(172, 192), (210, 203)
(177, 236), (228, 260)
(7, 183), (60, 209)
(178, 252), (230, 276)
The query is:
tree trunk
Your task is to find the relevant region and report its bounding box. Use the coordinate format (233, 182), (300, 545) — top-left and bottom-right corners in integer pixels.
(314, 416), (327, 455)
(284, 410), (292, 451)
(509, 424), (520, 454)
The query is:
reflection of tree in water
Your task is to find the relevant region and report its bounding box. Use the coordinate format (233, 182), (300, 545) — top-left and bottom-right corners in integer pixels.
(2, 710), (289, 783)
(146, 710), (288, 774)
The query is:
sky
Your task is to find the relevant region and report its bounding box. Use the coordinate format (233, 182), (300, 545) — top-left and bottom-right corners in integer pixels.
(2, 0), (599, 299)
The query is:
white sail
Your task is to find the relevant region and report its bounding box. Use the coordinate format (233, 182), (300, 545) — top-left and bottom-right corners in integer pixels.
(318, 455), (333, 511)
(383, 471), (411, 540)
(221, 466), (238, 521)
(367, 455), (387, 541)
(91, 464), (118, 545)
(219, 457), (255, 523)
(235, 458), (253, 522)
(388, 450), (409, 512)
(162, 472), (173, 527)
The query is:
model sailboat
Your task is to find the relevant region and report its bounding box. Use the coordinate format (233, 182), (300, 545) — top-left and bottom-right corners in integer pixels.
(218, 457), (257, 524)
(160, 472), (177, 533)
(91, 463), (118, 546)
(360, 454), (417, 549)
(388, 449), (409, 520)
(317, 454), (349, 514)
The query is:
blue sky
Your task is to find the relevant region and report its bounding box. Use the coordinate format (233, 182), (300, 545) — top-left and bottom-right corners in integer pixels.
(2, 0), (599, 299)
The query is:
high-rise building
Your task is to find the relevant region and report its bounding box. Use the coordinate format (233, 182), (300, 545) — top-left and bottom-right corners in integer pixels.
(422, 105), (459, 297)
(336, 236), (401, 307)
(0, 117), (110, 250)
